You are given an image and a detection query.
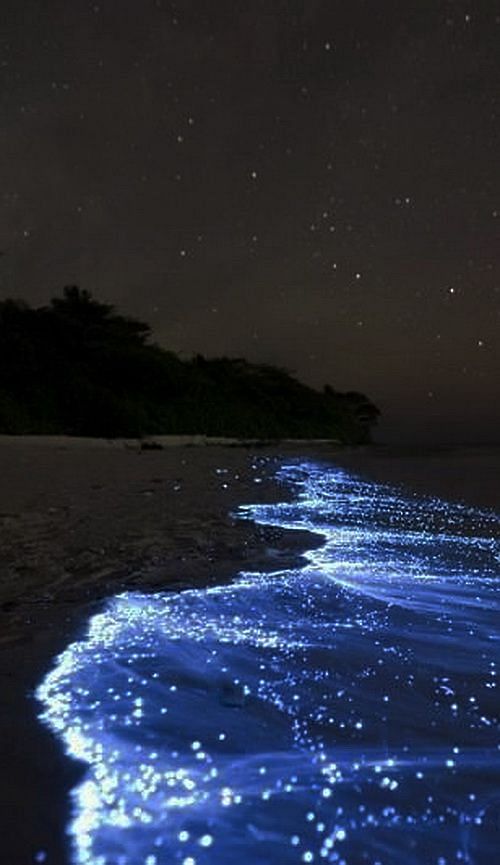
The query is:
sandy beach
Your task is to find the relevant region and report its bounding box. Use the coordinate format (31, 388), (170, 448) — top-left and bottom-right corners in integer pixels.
(0, 437), (498, 864)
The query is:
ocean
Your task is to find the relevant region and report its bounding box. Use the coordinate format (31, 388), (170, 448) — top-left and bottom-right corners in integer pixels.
(37, 460), (500, 865)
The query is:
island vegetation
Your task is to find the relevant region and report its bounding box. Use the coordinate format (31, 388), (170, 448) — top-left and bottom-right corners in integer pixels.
(0, 287), (379, 443)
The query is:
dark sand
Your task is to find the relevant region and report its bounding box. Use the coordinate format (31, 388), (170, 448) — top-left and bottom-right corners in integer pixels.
(0, 437), (498, 864)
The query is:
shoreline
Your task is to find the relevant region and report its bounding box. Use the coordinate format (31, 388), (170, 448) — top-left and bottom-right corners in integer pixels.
(0, 437), (498, 864)
(0, 443), (318, 865)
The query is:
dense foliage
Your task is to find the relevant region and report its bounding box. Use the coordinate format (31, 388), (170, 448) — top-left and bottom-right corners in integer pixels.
(0, 287), (379, 442)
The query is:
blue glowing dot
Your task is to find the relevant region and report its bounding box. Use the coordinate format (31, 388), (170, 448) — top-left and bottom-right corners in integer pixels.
(199, 834), (213, 847)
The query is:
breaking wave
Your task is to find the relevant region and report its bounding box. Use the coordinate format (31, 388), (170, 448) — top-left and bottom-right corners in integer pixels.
(37, 461), (500, 864)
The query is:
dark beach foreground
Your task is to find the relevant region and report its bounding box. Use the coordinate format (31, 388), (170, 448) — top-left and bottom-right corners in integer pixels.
(0, 437), (498, 864)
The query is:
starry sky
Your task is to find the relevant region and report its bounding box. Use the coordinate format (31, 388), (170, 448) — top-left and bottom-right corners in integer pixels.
(0, 0), (498, 443)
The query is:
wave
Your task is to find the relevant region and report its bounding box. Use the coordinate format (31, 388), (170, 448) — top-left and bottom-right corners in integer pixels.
(37, 461), (500, 864)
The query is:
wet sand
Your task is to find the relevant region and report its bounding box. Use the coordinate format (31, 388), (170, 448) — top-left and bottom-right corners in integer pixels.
(0, 437), (498, 864)
(0, 437), (321, 865)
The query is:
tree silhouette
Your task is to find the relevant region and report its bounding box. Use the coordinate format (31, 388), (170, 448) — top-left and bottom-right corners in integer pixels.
(0, 288), (380, 442)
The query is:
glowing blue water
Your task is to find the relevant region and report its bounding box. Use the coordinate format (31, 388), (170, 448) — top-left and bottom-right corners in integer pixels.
(37, 462), (500, 865)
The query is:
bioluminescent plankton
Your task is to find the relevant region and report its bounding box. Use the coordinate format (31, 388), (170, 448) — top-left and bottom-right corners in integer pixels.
(37, 462), (500, 864)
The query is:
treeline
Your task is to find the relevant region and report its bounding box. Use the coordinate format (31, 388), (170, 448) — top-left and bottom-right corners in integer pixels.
(0, 287), (379, 443)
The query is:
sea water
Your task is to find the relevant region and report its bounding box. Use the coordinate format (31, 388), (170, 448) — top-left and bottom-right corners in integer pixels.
(36, 461), (500, 865)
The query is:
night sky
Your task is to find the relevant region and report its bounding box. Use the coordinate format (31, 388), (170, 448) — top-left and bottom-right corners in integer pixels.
(0, 1), (498, 442)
